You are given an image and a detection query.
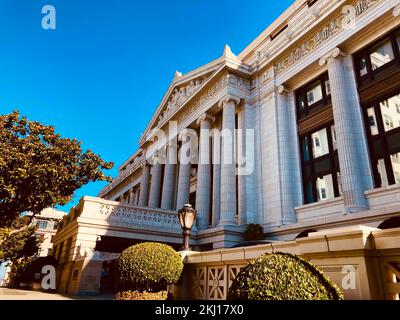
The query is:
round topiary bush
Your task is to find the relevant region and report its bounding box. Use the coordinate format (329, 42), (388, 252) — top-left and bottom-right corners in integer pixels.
(116, 242), (183, 293)
(228, 252), (343, 300)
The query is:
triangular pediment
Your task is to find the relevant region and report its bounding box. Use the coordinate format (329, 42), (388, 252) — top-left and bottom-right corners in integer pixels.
(139, 45), (248, 146)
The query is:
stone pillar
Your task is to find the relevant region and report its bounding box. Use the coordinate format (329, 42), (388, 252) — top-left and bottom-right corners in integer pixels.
(138, 163), (150, 207)
(176, 161), (191, 210)
(320, 48), (368, 213)
(161, 145), (177, 210)
(219, 95), (240, 226)
(195, 113), (215, 230)
(212, 118), (221, 227)
(148, 159), (163, 208)
(237, 104), (256, 225)
(129, 189), (136, 205)
(276, 86), (297, 224)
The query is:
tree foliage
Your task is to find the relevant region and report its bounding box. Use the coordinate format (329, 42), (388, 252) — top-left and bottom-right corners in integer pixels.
(0, 111), (113, 227)
(0, 217), (42, 264)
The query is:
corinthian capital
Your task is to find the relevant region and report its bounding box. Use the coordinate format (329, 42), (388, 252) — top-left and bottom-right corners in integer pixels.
(393, 4), (400, 17)
(196, 113), (216, 126)
(277, 85), (289, 95)
(319, 48), (346, 66)
(218, 94), (241, 108)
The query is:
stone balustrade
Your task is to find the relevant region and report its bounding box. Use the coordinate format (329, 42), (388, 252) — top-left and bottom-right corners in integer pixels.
(173, 225), (400, 300)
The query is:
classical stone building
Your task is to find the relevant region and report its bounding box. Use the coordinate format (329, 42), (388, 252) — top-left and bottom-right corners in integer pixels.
(53, 0), (400, 298)
(28, 208), (66, 257)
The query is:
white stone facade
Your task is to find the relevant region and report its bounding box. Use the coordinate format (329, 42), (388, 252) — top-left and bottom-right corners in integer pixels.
(52, 0), (400, 295)
(94, 0), (400, 243)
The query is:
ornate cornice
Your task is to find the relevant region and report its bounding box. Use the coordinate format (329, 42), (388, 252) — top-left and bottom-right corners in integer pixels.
(274, 0), (382, 75)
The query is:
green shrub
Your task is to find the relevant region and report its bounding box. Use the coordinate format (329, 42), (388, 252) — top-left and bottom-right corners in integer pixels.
(114, 290), (168, 300)
(116, 242), (183, 292)
(243, 224), (264, 241)
(228, 252), (343, 300)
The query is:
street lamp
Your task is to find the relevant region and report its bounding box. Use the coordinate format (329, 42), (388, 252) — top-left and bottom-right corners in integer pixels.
(178, 204), (197, 251)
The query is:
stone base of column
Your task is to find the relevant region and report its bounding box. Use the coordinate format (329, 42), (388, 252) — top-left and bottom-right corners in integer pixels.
(218, 220), (237, 227)
(342, 205), (369, 215)
(281, 218), (297, 225)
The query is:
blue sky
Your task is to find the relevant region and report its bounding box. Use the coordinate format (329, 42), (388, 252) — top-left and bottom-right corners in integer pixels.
(0, 0), (294, 212)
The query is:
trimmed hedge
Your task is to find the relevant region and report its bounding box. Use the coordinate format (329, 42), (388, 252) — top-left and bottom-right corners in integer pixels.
(116, 242), (183, 292)
(115, 290), (168, 300)
(228, 252), (343, 300)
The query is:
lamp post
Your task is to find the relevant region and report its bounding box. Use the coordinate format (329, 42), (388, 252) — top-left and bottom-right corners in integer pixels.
(178, 204), (197, 251)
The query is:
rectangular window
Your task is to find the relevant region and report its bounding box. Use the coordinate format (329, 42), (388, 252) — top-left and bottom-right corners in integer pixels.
(36, 220), (48, 229)
(370, 39), (395, 71)
(354, 29), (400, 85)
(364, 92), (400, 188)
(296, 73), (330, 118)
(300, 124), (341, 204)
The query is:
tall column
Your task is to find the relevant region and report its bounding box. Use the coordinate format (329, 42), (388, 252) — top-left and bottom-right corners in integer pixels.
(276, 86), (297, 224)
(176, 145), (192, 210)
(148, 158), (163, 208)
(320, 48), (368, 213)
(138, 163), (150, 207)
(219, 95), (240, 226)
(161, 145), (177, 210)
(195, 113), (215, 230)
(237, 104), (256, 225)
(129, 189), (136, 205)
(212, 118), (221, 226)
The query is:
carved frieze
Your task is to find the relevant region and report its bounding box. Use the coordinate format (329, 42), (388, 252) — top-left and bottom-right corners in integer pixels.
(274, 0), (381, 75)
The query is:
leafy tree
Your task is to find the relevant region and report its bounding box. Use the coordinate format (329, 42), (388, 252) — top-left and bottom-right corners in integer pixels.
(0, 217), (44, 287)
(0, 217), (42, 264)
(0, 111), (113, 227)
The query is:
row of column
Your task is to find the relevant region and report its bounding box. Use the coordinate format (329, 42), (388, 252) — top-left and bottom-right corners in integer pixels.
(260, 47), (372, 227)
(138, 95), (242, 230)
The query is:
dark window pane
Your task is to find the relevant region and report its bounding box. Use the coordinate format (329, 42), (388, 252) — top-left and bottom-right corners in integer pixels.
(386, 131), (400, 153)
(302, 136), (310, 161)
(372, 139), (384, 157)
(305, 181), (314, 204)
(314, 158), (332, 176)
(303, 164), (313, 179)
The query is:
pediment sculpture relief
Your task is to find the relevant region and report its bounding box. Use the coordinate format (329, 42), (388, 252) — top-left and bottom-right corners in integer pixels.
(157, 77), (207, 126)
